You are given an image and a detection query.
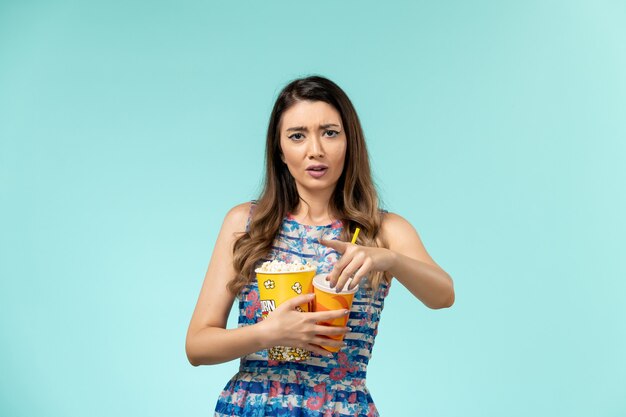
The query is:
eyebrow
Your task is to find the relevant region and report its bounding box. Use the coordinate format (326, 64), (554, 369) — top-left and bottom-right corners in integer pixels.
(285, 123), (341, 132)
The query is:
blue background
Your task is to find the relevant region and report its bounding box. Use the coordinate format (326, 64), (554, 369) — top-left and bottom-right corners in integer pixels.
(1, 1), (625, 416)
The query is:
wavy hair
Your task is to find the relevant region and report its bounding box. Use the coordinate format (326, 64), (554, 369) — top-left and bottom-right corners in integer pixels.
(230, 75), (386, 296)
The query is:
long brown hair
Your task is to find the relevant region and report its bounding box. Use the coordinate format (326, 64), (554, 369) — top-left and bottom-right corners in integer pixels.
(230, 75), (386, 296)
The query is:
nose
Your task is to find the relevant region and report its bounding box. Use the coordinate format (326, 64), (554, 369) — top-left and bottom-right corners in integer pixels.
(307, 136), (325, 159)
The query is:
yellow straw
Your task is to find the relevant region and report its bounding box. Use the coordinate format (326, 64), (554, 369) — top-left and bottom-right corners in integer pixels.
(351, 227), (361, 244)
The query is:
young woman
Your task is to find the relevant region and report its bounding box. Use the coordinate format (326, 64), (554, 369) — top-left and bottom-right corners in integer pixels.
(186, 75), (454, 416)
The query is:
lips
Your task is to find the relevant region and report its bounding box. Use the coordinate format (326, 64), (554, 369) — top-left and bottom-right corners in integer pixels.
(306, 164), (328, 179)
(306, 164), (328, 172)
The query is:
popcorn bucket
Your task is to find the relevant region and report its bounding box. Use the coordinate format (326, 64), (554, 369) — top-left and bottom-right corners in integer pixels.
(255, 263), (316, 361)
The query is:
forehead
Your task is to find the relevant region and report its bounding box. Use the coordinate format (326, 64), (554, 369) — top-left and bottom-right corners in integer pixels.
(280, 100), (342, 130)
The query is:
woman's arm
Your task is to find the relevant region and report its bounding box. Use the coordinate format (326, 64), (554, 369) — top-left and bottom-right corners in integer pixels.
(320, 212), (454, 309)
(185, 202), (254, 366)
(186, 203), (350, 366)
(382, 212), (454, 309)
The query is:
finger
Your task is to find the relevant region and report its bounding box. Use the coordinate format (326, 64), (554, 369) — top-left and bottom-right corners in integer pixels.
(311, 336), (345, 349)
(307, 308), (350, 322)
(348, 258), (372, 290)
(319, 239), (348, 253)
(281, 293), (315, 310)
(346, 276), (363, 291)
(327, 252), (354, 287)
(333, 257), (363, 292)
(307, 344), (335, 358)
(313, 324), (351, 336)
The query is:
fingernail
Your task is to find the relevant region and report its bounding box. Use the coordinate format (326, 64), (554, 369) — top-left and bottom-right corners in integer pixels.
(326, 352), (333, 357)
(344, 310), (350, 315)
(308, 293), (315, 298)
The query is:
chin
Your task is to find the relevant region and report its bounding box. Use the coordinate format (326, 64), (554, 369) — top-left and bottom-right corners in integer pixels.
(297, 178), (339, 192)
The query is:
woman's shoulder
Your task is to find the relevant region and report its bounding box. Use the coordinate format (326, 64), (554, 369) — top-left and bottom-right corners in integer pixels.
(222, 201), (255, 232)
(379, 210), (408, 223)
(378, 210), (417, 248)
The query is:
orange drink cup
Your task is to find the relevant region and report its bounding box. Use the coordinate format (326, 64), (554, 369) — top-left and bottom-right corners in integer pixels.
(312, 273), (358, 352)
(255, 261), (316, 361)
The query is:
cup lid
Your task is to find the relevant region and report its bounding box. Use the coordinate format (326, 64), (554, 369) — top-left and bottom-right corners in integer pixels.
(312, 274), (359, 294)
(254, 266), (316, 273)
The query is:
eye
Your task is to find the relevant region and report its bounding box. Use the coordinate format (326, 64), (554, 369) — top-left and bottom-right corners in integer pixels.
(288, 133), (304, 141)
(324, 130), (340, 138)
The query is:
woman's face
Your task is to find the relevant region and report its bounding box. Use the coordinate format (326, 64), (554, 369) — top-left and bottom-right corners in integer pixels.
(279, 100), (347, 196)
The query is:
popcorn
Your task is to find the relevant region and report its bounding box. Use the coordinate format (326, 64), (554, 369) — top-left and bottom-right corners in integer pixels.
(268, 346), (311, 361)
(256, 260), (315, 273)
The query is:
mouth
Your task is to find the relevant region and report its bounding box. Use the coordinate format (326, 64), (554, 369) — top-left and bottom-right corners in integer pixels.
(306, 164), (328, 172)
(306, 165), (328, 178)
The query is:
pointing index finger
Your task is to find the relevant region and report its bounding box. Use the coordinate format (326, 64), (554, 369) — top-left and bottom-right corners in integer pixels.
(319, 238), (348, 252)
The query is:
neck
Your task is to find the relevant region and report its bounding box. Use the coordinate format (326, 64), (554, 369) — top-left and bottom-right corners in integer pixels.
(291, 185), (338, 224)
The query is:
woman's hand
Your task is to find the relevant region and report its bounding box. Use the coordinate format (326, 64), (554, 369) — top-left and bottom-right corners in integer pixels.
(259, 293), (351, 357)
(319, 239), (395, 292)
